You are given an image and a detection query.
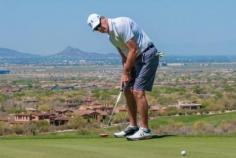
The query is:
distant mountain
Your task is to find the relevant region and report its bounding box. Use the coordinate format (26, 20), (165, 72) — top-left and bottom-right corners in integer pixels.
(1, 46), (235, 65)
(56, 46), (87, 57)
(52, 46), (118, 59)
(0, 48), (39, 58)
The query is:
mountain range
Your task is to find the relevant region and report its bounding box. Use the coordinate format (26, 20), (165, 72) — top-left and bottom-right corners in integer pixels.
(0, 47), (236, 64)
(0, 48), (39, 58)
(0, 47), (116, 59)
(0, 47), (119, 64)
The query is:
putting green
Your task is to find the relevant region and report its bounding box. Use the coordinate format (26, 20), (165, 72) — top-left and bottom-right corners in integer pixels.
(0, 136), (235, 158)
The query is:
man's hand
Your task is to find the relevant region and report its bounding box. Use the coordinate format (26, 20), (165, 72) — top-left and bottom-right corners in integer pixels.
(121, 72), (130, 85)
(118, 38), (137, 86)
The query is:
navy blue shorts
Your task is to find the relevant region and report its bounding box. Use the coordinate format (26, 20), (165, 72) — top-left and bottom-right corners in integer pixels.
(125, 47), (159, 91)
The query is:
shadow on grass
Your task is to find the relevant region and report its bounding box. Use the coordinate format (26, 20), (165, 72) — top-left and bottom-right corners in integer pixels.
(126, 134), (175, 141)
(151, 134), (175, 139)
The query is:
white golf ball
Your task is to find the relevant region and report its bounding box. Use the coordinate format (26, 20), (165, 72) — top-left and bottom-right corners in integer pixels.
(181, 150), (187, 156)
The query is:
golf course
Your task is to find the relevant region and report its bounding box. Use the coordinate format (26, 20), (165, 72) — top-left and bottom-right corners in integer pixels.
(1, 112), (236, 158)
(0, 135), (236, 158)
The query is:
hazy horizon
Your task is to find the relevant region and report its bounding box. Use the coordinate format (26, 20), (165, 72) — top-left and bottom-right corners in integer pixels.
(0, 0), (235, 56)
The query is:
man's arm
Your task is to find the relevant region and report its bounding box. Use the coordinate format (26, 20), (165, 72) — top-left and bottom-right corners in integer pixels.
(123, 39), (137, 75)
(121, 39), (137, 84)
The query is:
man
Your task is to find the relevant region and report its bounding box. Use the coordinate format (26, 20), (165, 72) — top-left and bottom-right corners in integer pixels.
(87, 13), (160, 140)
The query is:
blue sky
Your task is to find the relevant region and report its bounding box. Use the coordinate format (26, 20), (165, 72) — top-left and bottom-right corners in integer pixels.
(0, 0), (235, 56)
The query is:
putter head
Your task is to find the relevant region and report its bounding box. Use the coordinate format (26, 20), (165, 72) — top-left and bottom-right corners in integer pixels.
(99, 133), (109, 137)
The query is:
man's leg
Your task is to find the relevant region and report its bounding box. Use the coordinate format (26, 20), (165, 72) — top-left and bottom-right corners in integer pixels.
(113, 88), (139, 138)
(126, 47), (159, 140)
(133, 90), (149, 128)
(124, 89), (137, 126)
(126, 90), (152, 140)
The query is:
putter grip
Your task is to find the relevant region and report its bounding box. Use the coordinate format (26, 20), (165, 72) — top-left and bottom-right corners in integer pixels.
(120, 83), (124, 91)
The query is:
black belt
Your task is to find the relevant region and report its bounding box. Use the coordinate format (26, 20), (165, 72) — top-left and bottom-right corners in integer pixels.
(136, 43), (155, 59)
(142, 43), (154, 53)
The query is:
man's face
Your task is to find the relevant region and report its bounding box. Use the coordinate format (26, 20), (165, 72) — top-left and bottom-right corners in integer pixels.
(94, 18), (108, 33)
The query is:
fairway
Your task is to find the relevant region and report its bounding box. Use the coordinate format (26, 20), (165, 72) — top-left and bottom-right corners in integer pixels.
(0, 136), (236, 158)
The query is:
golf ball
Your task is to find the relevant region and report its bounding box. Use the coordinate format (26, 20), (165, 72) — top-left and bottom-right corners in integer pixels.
(181, 150), (187, 156)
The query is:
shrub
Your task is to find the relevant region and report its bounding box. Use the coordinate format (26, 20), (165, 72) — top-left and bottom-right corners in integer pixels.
(25, 122), (38, 135)
(112, 112), (128, 124)
(215, 120), (236, 135)
(0, 122), (4, 135)
(154, 122), (192, 136)
(2, 124), (14, 135)
(67, 115), (87, 129)
(192, 121), (214, 135)
(35, 120), (50, 132)
(12, 124), (25, 135)
(25, 120), (50, 135)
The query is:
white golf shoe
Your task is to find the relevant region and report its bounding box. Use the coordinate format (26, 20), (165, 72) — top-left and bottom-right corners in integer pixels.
(114, 125), (139, 138)
(126, 127), (152, 141)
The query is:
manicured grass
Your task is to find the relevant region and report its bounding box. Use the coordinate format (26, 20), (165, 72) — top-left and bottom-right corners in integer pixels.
(150, 112), (236, 127)
(1, 113), (236, 158)
(0, 136), (236, 158)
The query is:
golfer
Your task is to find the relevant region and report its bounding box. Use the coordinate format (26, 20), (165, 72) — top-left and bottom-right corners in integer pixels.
(87, 14), (159, 140)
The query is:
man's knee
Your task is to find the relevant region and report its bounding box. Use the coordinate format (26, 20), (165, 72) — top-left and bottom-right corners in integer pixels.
(132, 90), (145, 100)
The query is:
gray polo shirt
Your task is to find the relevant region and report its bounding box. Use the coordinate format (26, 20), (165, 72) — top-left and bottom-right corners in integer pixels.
(108, 17), (153, 57)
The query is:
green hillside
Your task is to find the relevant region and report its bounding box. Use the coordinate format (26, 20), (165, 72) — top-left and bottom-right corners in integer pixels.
(150, 112), (236, 127)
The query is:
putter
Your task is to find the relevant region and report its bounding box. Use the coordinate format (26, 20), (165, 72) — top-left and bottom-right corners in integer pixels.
(107, 83), (124, 126)
(99, 84), (124, 137)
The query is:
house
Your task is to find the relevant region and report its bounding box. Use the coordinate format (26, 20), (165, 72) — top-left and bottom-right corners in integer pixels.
(64, 99), (79, 108)
(13, 112), (67, 126)
(25, 107), (38, 113)
(0, 112), (10, 122)
(54, 108), (74, 115)
(95, 110), (108, 122)
(14, 113), (44, 123)
(14, 114), (31, 123)
(74, 109), (108, 122)
(50, 115), (69, 126)
(149, 105), (167, 114)
(76, 110), (100, 120)
(36, 113), (51, 122)
(178, 103), (202, 110)
(170, 101), (203, 110)
(79, 105), (113, 114)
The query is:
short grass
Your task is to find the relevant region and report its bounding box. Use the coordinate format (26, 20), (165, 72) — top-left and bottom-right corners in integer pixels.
(1, 113), (236, 158)
(0, 135), (236, 158)
(150, 112), (236, 127)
